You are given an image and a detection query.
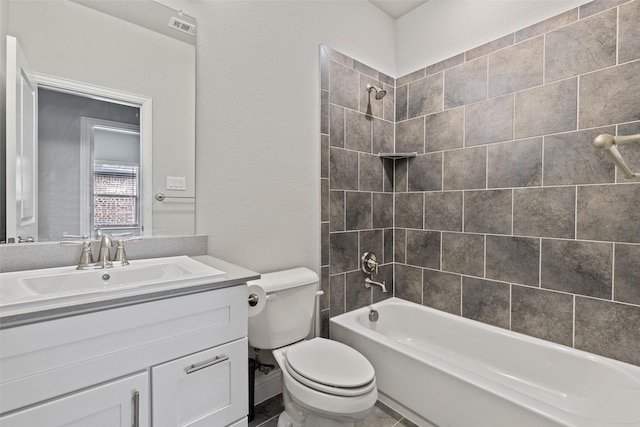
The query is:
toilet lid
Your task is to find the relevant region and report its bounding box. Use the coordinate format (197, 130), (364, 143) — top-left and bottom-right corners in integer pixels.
(284, 338), (375, 392)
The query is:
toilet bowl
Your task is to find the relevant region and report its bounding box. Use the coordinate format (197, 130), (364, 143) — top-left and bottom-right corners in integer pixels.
(273, 338), (378, 427)
(247, 268), (378, 426)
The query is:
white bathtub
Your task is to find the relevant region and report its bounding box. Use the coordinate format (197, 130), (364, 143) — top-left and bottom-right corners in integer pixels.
(330, 297), (640, 427)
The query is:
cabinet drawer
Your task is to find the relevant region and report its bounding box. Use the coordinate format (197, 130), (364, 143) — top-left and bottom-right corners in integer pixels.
(152, 338), (248, 427)
(0, 371), (149, 427)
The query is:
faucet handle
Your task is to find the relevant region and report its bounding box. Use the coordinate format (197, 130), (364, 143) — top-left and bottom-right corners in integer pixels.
(113, 240), (129, 266)
(77, 241), (95, 268)
(361, 252), (379, 275)
(113, 236), (141, 266)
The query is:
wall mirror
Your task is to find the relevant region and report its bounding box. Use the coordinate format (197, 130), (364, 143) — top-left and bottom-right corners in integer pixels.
(2, 0), (196, 243)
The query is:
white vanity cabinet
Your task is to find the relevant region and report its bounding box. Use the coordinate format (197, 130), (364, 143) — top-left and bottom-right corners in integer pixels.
(0, 284), (248, 427)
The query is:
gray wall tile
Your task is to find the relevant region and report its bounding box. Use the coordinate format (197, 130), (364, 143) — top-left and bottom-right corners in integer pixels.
(329, 61), (359, 110)
(488, 37), (543, 97)
(579, 0), (630, 18)
(443, 147), (487, 190)
(373, 263), (394, 302)
(396, 117), (425, 154)
(425, 53), (465, 76)
(575, 297), (640, 365)
(330, 190), (344, 232)
(464, 189), (512, 234)
(442, 232), (484, 276)
(359, 153), (384, 192)
(321, 179), (329, 222)
(577, 184), (640, 243)
(406, 230), (441, 269)
(619, 0), (640, 63)
(543, 127), (616, 185)
(321, 223), (329, 266)
(320, 90), (329, 134)
(395, 193), (424, 229)
(408, 73), (443, 118)
(408, 153), (443, 191)
(373, 118), (394, 154)
(346, 270), (371, 311)
(615, 243), (640, 305)
(488, 138), (542, 188)
(425, 107), (464, 153)
(329, 273), (345, 317)
(511, 286), (573, 346)
(345, 109), (372, 152)
(423, 269), (461, 315)
(466, 34), (514, 61)
(545, 9), (616, 82)
(424, 192), (463, 232)
(373, 193), (394, 229)
(329, 104), (344, 148)
(616, 121), (640, 182)
(541, 239), (613, 299)
(444, 57), (487, 109)
(486, 236), (540, 286)
(320, 134), (329, 178)
(462, 277), (510, 328)
(394, 158), (408, 193)
(329, 148), (358, 190)
(360, 230), (384, 264)
(345, 192), (372, 230)
(398, 68), (425, 87)
(579, 60), (640, 129)
(395, 228), (406, 264)
(395, 84), (408, 122)
(515, 8), (578, 43)
(329, 231), (358, 274)
(465, 95), (514, 146)
(513, 187), (575, 238)
(395, 264), (423, 304)
(515, 78), (577, 138)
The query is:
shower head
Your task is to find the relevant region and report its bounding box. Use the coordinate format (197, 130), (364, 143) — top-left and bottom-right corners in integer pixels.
(366, 84), (387, 100)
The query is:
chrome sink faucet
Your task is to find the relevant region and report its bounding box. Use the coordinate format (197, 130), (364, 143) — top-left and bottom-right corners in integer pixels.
(96, 235), (114, 268)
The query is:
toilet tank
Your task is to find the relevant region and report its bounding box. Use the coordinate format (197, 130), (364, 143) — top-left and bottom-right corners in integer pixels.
(247, 267), (319, 350)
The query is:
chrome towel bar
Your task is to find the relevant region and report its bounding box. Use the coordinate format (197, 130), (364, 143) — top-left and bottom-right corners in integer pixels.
(593, 133), (640, 179)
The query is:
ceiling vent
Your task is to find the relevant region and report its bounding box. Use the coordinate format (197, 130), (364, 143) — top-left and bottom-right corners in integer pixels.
(169, 17), (196, 36)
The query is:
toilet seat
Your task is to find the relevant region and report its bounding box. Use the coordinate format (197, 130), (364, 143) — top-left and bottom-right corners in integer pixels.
(283, 338), (376, 397)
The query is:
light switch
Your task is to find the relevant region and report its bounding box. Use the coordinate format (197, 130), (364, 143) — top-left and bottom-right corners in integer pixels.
(167, 176), (186, 190)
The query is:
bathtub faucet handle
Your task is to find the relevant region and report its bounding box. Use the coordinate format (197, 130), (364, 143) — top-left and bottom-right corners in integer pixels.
(361, 252), (379, 275)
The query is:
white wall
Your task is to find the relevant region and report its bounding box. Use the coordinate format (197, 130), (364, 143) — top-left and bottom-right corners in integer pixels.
(163, 0), (396, 274)
(395, 0), (592, 77)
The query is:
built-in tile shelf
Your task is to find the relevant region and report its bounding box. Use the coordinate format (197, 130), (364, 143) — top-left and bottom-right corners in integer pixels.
(378, 152), (417, 159)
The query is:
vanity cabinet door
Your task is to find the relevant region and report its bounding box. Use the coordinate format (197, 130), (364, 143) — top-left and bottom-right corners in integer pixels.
(0, 371), (148, 427)
(152, 337), (248, 427)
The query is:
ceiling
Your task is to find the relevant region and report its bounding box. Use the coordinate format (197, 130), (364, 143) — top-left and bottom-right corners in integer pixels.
(369, 0), (429, 19)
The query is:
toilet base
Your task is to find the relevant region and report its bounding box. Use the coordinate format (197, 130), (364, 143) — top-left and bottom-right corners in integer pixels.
(276, 382), (373, 427)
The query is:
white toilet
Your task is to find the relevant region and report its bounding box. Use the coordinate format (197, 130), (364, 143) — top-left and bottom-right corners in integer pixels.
(248, 267), (378, 427)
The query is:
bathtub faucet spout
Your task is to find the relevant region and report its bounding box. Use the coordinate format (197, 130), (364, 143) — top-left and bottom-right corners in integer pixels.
(365, 277), (387, 293)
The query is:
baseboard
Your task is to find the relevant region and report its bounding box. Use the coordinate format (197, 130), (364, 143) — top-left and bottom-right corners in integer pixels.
(254, 367), (282, 405)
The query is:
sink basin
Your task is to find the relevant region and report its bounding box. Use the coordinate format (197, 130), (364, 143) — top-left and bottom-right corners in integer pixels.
(0, 256), (226, 316)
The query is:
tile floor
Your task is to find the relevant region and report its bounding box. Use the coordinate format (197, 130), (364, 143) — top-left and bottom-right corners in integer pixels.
(248, 394), (419, 427)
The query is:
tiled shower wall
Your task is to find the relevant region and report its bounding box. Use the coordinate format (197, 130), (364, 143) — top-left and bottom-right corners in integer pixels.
(320, 0), (640, 366)
(319, 45), (397, 332)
